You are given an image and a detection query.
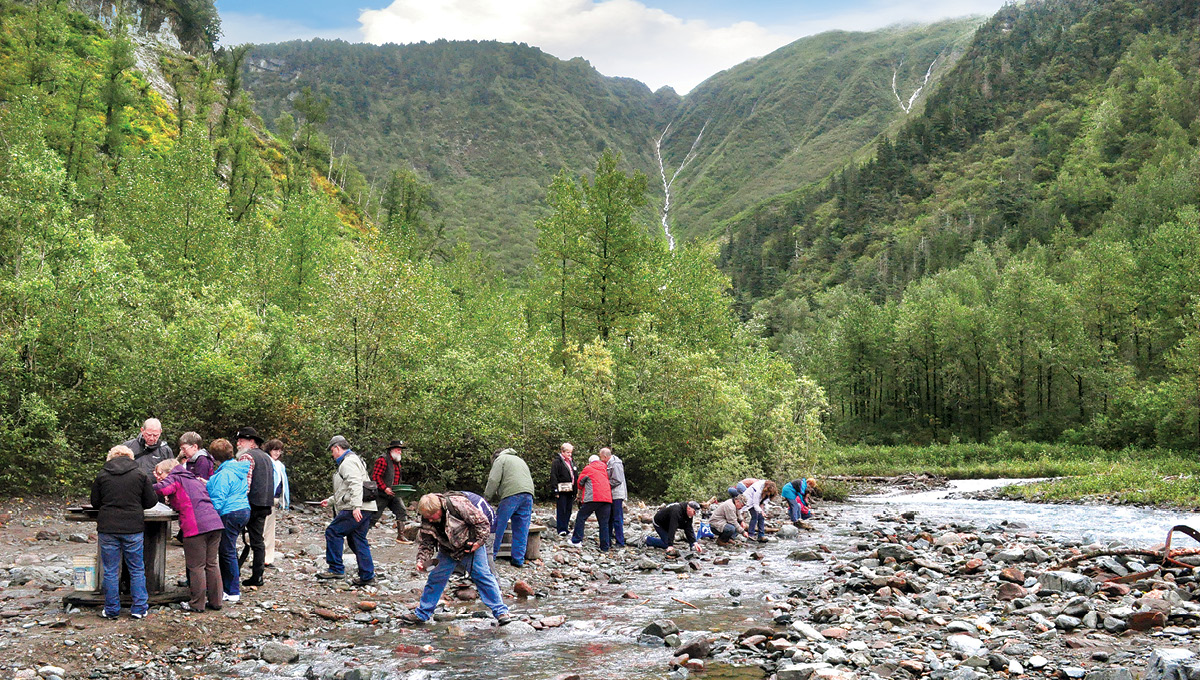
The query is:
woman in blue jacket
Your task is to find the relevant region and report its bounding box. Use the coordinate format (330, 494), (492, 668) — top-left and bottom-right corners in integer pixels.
(206, 438), (252, 603)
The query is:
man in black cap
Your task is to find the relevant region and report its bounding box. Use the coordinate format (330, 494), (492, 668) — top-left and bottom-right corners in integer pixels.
(644, 500), (704, 553)
(234, 426), (274, 588)
(369, 440), (410, 544)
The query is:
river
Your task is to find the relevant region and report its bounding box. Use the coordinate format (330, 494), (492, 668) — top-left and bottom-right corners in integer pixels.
(227, 482), (1200, 680)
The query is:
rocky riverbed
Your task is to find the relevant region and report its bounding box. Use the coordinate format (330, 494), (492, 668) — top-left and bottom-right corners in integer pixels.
(2, 492), (1199, 680)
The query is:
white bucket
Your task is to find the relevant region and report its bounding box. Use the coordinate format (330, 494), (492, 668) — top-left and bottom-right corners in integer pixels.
(72, 555), (97, 591)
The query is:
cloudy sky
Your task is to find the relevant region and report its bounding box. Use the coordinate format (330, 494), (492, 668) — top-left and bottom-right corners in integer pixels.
(216, 0), (1007, 93)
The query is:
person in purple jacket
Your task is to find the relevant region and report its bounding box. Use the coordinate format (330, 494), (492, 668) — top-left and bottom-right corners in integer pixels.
(154, 460), (224, 612)
(176, 432), (214, 480)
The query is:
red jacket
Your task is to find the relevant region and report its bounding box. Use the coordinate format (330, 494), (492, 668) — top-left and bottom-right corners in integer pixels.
(577, 460), (612, 503)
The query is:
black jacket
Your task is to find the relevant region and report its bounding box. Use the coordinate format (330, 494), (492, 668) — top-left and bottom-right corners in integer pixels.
(90, 457), (158, 534)
(245, 447), (275, 508)
(124, 436), (174, 475)
(550, 455), (576, 497)
(653, 502), (696, 547)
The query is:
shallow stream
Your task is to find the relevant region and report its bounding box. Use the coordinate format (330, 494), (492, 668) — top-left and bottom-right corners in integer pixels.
(230, 481), (1200, 680)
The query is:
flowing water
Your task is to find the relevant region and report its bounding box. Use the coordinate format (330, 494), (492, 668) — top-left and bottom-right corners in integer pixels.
(227, 481), (1200, 680)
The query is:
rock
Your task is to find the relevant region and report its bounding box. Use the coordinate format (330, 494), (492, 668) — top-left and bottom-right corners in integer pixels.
(793, 622), (826, 641)
(947, 634), (984, 657)
(1128, 611), (1167, 631)
(540, 615), (566, 628)
(67, 534), (89, 543)
(1028, 656), (1049, 670)
(514, 580), (535, 598)
(1056, 614), (1082, 631)
(1036, 571), (1095, 594)
(999, 566), (1025, 583)
(455, 586), (478, 600)
(1062, 668), (1087, 679)
(677, 636), (712, 659)
(994, 548), (1024, 563)
(635, 557), (661, 571)
(997, 582), (1027, 601)
(14, 554), (39, 566)
(260, 642), (299, 664)
(35, 530), (58, 541)
(946, 620), (977, 633)
(622, 590), (638, 599)
(1144, 648), (1200, 680)
(356, 601), (376, 611)
(821, 627), (848, 640)
(777, 663), (833, 680)
(777, 524), (800, 540)
(685, 659), (705, 673)
(313, 608), (344, 621)
(877, 545), (915, 562)
(500, 620), (537, 634)
(961, 558), (984, 574)
(1102, 615), (1126, 633)
(741, 635), (767, 648)
(813, 669), (859, 680)
(822, 647), (848, 665)
(664, 634), (681, 647)
(1084, 670), (1134, 680)
(642, 619), (679, 638)
(789, 549), (823, 562)
(37, 667), (66, 678)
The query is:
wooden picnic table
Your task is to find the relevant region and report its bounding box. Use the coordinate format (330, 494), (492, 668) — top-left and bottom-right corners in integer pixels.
(62, 504), (190, 607)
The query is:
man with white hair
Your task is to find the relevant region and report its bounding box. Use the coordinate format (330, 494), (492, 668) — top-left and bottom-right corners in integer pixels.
(124, 418), (173, 475)
(599, 447), (626, 547)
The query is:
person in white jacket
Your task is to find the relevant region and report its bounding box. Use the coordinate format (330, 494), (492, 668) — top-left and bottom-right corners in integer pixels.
(740, 480), (778, 542)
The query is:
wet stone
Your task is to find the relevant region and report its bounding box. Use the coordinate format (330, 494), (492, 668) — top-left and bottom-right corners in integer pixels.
(642, 619), (679, 638)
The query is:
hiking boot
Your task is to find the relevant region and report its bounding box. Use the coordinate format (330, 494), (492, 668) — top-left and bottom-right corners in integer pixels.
(315, 571), (344, 580)
(351, 577), (375, 587)
(398, 612), (426, 625)
(496, 613), (514, 626)
(242, 576), (264, 588)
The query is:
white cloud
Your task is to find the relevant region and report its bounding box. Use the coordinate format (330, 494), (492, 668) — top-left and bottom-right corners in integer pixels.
(358, 0), (794, 93)
(220, 12), (360, 47)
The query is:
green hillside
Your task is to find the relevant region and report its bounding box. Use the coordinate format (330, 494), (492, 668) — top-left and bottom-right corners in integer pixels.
(721, 0), (1198, 449)
(240, 21), (980, 267)
(241, 39), (678, 269)
(661, 18), (980, 241)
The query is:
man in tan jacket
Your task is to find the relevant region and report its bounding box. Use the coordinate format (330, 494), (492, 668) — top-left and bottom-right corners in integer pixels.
(317, 435), (376, 586)
(709, 495), (746, 545)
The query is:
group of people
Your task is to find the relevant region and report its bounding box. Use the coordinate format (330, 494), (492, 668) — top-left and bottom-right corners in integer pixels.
(90, 424), (816, 626)
(89, 419), (292, 618)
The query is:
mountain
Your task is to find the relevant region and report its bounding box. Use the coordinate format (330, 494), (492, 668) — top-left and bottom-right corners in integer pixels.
(658, 18), (979, 242)
(240, 20), (980, 269)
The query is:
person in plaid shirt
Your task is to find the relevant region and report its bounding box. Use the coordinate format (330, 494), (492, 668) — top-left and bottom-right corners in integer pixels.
(370, 440), (411, 544)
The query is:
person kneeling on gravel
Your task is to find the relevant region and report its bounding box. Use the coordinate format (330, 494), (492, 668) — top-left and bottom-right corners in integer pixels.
(644, 501), (704, 553)
(399, 492), (513, 626)
(709, 495), (746, 545)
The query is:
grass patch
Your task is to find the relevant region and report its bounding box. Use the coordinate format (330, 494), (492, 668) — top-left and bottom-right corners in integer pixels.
(820, 443), (1200, 509)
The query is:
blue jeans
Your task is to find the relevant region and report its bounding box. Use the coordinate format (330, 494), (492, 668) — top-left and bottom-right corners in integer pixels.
(492, 493), (533, 566)
(645, 523), (679, 549)
(570, 502), (612, 551)
(609, 499), (625, 546)
(414, 548), (508, 621)
(748, 508), (765, 539)
(325, 510), (375, 581)
(219, 509), (250, 596)
(99, 532), (148, 616)
(785, 496), (802, 522)
(717, 525), (737, 542)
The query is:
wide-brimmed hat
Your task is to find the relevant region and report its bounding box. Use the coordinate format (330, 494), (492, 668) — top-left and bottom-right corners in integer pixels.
(234, 426), (263, 445)
(384, 439), (408, 452)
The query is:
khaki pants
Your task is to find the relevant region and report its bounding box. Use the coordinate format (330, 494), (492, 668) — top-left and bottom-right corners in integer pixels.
(264, 501), (279, 565)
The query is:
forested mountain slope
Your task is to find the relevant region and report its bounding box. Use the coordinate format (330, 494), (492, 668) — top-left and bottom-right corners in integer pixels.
(240, 21), (978, 268)
(659, 18), (978, 241)
(721, 0), (1198, 449)
(242, 39), (677, 269)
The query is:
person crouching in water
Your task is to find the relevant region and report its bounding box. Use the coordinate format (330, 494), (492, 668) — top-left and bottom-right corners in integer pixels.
(781, 478), (816, 522)
(399, 493), (513, 626)
(709, 494), (747, 545)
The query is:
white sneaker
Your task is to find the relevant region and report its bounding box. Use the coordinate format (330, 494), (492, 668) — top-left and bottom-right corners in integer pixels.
(224, 593), (240, 604)
(568, 538), (582, 547)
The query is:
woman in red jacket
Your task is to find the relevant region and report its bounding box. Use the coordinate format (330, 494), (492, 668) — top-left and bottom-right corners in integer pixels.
(568, 455), (613, 551)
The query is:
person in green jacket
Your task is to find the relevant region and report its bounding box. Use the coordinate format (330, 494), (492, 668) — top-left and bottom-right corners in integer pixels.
(483, 448), (535, 567)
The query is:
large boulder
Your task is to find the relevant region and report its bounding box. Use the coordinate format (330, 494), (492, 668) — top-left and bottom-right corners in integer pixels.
(1036, 571), (1094, 595)
(1144, 649), (1200, 680)
(260, 642), (300, 664)
(642, 619), (679, 638)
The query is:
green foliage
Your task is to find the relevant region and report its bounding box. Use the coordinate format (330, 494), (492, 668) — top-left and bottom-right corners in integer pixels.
(728, 0), (1198, 452)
